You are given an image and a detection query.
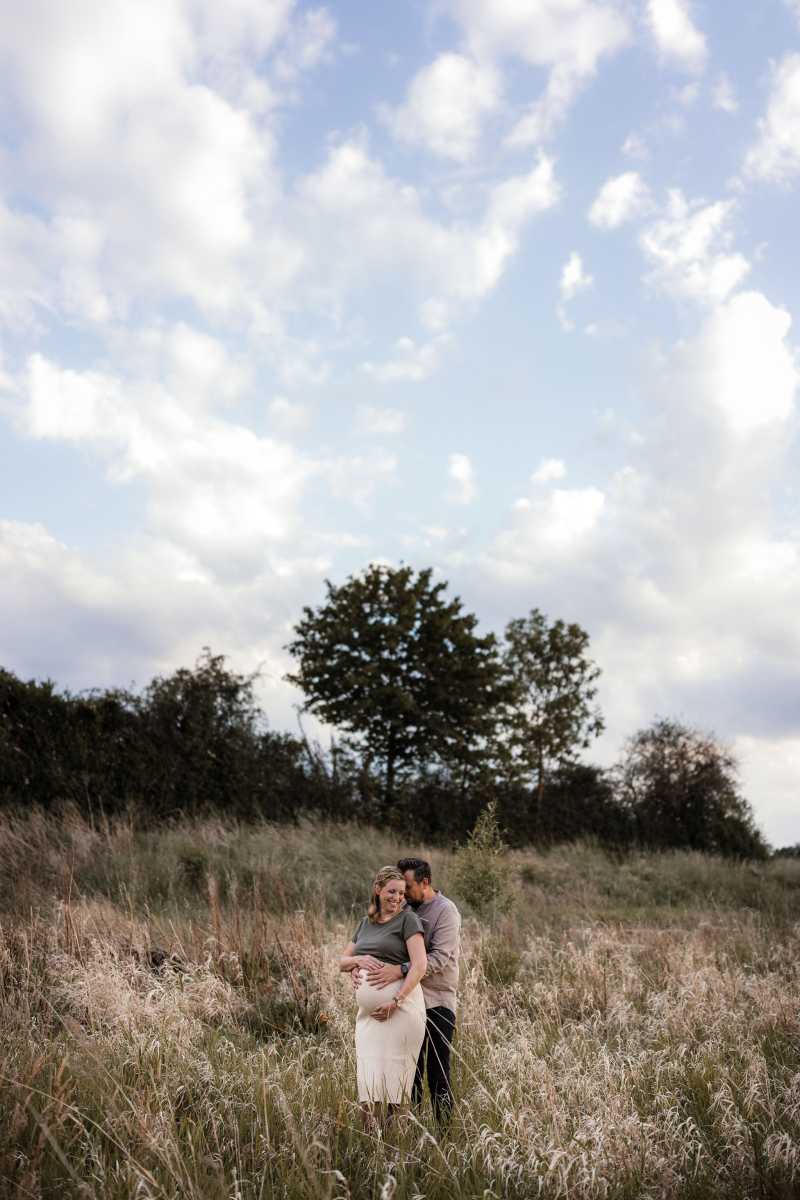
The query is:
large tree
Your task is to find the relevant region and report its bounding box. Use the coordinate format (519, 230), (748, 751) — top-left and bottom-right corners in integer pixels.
(285, 564), (505, 810)
(498, 609), (604, 824)
(615, 717), (768, 858)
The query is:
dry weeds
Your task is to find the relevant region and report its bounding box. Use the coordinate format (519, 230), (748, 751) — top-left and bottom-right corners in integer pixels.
(1, 809), (799, 1199)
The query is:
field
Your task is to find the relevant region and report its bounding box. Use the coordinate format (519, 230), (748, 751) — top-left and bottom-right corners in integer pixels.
(1, 808), (799, 1200)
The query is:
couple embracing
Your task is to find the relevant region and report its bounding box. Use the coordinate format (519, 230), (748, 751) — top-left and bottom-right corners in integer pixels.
(339, 858), (461, 1128)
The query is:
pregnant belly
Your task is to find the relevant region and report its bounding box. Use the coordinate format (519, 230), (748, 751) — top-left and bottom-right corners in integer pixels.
(355, 971), (402, 1014)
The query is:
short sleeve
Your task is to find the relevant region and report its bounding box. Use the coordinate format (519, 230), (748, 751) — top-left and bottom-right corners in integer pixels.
(401, 910), (424, 942)
(351, 916), (366, 943)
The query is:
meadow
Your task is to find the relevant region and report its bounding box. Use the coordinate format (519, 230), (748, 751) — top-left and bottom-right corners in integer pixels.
(1, 807), (799, 1199)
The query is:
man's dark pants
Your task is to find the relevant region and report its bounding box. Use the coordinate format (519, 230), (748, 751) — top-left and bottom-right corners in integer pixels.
(413, 1006), (456, 1123)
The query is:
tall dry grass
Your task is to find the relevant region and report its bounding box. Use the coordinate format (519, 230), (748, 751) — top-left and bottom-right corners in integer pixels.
(1, 807), (799, 1199)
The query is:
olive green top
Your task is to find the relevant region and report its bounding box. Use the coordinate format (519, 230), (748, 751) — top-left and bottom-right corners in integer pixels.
(351, 909), (424, 965)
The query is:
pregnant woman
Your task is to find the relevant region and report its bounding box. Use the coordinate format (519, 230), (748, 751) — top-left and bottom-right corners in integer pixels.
(339, 865), (427, 1125)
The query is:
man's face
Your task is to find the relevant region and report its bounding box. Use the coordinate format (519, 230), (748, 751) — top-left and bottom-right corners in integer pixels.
(403, 870), (426, 905)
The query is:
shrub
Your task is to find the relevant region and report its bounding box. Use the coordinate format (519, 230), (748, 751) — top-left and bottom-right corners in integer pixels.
(450, 800), (513, 920)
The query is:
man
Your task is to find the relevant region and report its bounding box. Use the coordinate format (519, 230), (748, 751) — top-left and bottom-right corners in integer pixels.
(362, 856), (461, 1124)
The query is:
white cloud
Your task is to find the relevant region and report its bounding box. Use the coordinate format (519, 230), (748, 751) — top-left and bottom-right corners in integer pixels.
(327, 451), (398, 508)
(670, 291), (797, 436)
(355, 406), (407, 435)
(644, 0), (707, 74)
(0, 201), (52, 331)
(273, 6), (336, 82)
(474, 288), (799, 843)
(0, 0), (326, 326)
(0, 3), (564, 386)
(674, 81), (699, 108)
(735, 735), (800, 847)
(448, 453), (477, 505)
(743, 53), (800, 184)
(532, 458), (567, 484)
(419, 298), (451, 335)
(119, 322), (250, 407)
(621, 132), (649, 160)
(484, 154), (561, 230)
(589, 171), (651, 229)
(712, 72), (738, 114)
(300, 141), (560, 312)
(504, 63), (587, 147)
(557, 252), (593, 330)
(445, 0), (630, 146)
(560, 253), (593, 302)
(451, 0), (629, 71)
(269, 396), (311, 432)
(0, 516), (335, 735)
(380, 53), (501, 162)
(639, 191), (750, 304)
(17, 353), (316, 579)
(190, 0), (297, 60)
(361, 335), (451, 383)
(497, 486), (606, 562)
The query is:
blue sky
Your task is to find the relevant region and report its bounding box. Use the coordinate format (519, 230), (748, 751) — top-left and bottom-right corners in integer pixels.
(1, 0), (800, 843)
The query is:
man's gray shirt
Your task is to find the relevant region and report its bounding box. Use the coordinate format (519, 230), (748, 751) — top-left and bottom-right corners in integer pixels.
(413, 891), (461, 1013)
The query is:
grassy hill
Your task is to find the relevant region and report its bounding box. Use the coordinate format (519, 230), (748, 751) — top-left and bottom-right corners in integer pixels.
(1, 808), (799, 1199)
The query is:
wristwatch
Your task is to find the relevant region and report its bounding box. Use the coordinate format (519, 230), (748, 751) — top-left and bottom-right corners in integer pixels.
(400, 962), (410, 977)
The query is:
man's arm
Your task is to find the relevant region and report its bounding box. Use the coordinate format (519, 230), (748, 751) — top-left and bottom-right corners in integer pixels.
(422, 905), (460, 979)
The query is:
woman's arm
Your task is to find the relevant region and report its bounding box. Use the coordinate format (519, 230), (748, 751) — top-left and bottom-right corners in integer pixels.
(339, 941), (384, 973)
(398, 931), (427, 997)
(371, 933), (427, 1020)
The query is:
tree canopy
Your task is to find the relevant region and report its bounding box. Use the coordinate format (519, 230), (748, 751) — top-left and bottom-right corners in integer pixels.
(285, 564), (506, 809)
(616, 717), (768, 859)
(497, 609), (605, 820)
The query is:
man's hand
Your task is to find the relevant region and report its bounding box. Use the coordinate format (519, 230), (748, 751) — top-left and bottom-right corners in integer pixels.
(365, 962), (403, 990)
(370, 1002), (395, 1022)
(349, 967), (361, 991)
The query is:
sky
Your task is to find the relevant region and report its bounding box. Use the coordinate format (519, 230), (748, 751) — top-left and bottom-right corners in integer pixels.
(1, 0), (800, 845)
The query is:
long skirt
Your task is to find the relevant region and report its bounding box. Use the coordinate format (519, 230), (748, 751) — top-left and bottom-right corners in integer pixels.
(354, 972), (426, 1104)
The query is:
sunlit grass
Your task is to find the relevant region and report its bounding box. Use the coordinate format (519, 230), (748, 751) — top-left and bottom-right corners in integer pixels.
(1, 808), (799, 1198)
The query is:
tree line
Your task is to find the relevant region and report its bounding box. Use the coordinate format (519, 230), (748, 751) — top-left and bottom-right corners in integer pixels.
(0, 563), (769, 857)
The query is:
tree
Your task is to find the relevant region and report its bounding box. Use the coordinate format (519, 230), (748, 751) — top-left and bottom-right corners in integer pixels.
(285, 564), (505, 812)
(139, 648), (315, 819)
(497, 609), (604, 826)
(615, 717), (768, 859)
(450, 800), (513, 919)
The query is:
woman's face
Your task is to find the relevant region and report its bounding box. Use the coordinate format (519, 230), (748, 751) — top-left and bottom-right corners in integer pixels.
(377, 877), (405, 916)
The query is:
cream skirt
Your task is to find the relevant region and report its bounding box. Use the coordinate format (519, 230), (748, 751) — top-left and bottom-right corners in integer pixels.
(354, 971), (426, 1104)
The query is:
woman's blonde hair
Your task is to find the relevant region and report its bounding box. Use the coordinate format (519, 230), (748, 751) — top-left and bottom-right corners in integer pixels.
(367, 865), (404, 924)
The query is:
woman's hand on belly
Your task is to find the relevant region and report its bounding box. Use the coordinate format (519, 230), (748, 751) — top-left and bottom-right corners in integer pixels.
(370, 1002), (396, 1023)
(356, 976), (402, 1015)
(363, 961), (403, 989)
(355, 954), (384, 971)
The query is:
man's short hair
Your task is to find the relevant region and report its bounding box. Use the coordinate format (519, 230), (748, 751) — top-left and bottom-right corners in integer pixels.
(397, 857), (432, 884)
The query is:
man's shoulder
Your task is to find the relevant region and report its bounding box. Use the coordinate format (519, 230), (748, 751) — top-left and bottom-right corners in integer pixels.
(428, 892), (461, 922)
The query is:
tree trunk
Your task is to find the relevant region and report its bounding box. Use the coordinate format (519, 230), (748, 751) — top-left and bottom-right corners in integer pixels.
(384, 733), (397, 816)
(535, 747), (545, 837)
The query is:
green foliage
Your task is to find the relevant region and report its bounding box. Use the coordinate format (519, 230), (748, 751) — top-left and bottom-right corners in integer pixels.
(0, 651), (326, 823)
(497, 609), (604, 820)
(616, 717), (768, 860)
(0, 611), (769, 862)
(451, 800), (513, 919)
(285, 564), (506, 808)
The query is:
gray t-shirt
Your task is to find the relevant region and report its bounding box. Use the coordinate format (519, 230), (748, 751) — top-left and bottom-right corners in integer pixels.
(351, 909), (424, 964)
